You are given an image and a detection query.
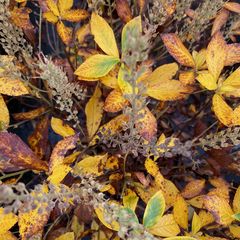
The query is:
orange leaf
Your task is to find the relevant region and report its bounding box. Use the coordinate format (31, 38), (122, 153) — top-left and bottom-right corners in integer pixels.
(181, 179), (205, 199)
(225, 43), (240, 66)
(10, 7), (33, 30)
(173, 194), (188, 229)
(13, 107), (46, 121)
(104, 89), (128, 112)
(56, 21), (72, 45)
(233, 105), (240, 126)
(0, 132), (48, 171)
(179, 70), (195, 85)
(224, 2), (240, 13)
(206, 32), (226, 80)
(49, 134), (79, 173)
(61, 9), (89, 22)
(136, 107), (157, 141)
(161, 33), (195, 67)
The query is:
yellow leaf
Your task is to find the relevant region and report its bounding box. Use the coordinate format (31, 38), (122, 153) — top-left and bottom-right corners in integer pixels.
(51, 117), (75, 137)
(212, 94), (233, 126)
(75, 54), (119, 79)
(61, 9), (89, 22)
(43, 11), (58, 23)
(191, 212), (201, 235)
(0, 77), (29, 96)
(192, 49), (207, 70)
(145, 158), (164, 186)
(164, 237), (196, 240)
(0, 208), (18, 234)
(76, 24), (90, 44)
(47, 164), (71, 184)
(0, 231), (17, 240)
(173, 195), (188, 229)
(117, 64), (134, 94)
(95, 203), (120, 231)
(0, 94), (9, 129)
(147, 80), (193, 101)
(203, 195), (234, 226)
(149, 214), (180, 237)
(206, 31), (226, 80)
(55, 232), (75, 240)
(161, 33), (195, 67)
(71, 215), (84, 238)
(229, 225), (240, 238)
(145, 63), (179, 88)
(56, 21), (72, 45)
(233, 105), (240, 126)
(135, 107), (157, 141)
(76, 154), (108, 176)
(187, 195), (205, 209)
(220, 67), (240, 97)
(104, 89), (128, 113)
(179, 70), (195, 85)
(181, 179), (205, 199)
(90, 114), (129, 145)
(46, 0), (60, 16)
(58, 0), (73, 14)
(123, 189), (139, 211)
(100, 66), (119, 88)
(198, 210), (215, 228)
(233, 186), (240, 213)
(49, 134), (79, 173)
(19, 204), (49, 240)
(196, 71), (218, 90)
(85, 86), (103, 139)
(90, 12), (119, 58)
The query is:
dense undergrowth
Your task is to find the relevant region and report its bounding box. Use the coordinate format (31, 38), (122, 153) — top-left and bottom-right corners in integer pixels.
(0, 0), (240, 239)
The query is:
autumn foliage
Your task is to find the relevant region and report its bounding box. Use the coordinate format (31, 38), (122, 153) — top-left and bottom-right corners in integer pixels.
(1, 0), (240, 239)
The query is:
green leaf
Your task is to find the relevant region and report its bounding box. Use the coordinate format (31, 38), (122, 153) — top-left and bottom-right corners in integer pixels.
(121, 16), (142, 56)
(143, 190), (165, 228)
(75, 54), (120, 79)
(119, 208), (139, 224)
(232, 213), (240, 221)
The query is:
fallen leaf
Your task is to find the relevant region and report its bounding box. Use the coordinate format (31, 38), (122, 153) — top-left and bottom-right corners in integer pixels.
(85, 86), (104, 139)
(51, 117), (75, 138)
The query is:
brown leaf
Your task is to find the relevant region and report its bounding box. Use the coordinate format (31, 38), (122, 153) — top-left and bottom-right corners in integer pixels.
(28, 116), (50, 160)
(116, 0), (132, 23)
(161, 33), (195, 67)
(49, 134), (79, 173)
(212, 9), (229, 36)
(0, 132), (48, 171)
(225, 43), (240, 66)
(104, 89), (129, 113)
(224, 2), (240, 13)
